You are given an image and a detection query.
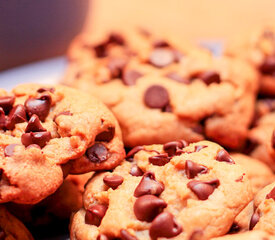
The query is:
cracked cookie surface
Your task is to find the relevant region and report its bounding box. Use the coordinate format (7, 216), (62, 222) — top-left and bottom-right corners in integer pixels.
(0, 84), (124, 204)
(64, 29), (258, 149)
(70, 140), (253, 240)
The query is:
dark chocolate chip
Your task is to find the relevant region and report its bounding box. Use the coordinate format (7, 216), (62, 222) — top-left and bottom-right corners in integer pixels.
(272, 130), (275, 149)
(228, 222), (240, 234)
(199, 71), (221, 85)
(144, 85), (170, 109)
(120, 229), (138, 240)
(95, 127), (115, 142)
(266, 186), (275, 200)
(185, 160), (208, 179)
(97, 235), (109, 240)
(153, 40), (170, 48)
(108, 33), (125, 45)
(21, 131), (51, 148)
(4, 144), (19, 157)
(0, 108), (5, 129)
(94, 42), (108, 58)
(0, 96), (15, 113)
(130, 164), (144, 177)
(37, 87), (55, 93)
(25, 94), (52, 121)
(6, 104), (27, 130)
(259, 56), (275, 75)
(103, 175), (124, 189)
(86, 143), (108, 163)
(149, 212), (182, 239)
(122, 70), (143, 86)
(249, 211), (260, 230)
(134, 195), (167, 222)
(85, 204), (108, 226)
(165, 72), (189, 83)
(149, 153), (170, 166)
(0, 169), (2, 181)
(163, 140), (187, 157)
(194, 145), (207, 152)
(216, 149), (235, 164)
(134, 172), (164, 197)
(107, 58), (126, 79)
(126, 146), (144, 159)
(149, 49), (175, 68)
(25, 114), (46, 133)
(187, 179), (220, 200)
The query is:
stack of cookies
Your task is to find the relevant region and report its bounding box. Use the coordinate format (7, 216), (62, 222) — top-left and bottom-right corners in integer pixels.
(1, 27), (275, 240)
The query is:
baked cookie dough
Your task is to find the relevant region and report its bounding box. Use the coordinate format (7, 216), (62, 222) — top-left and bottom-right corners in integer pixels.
(70, 140), (253, 240)
(64, 29), (258, 149)
(211, 230), (275, 240)
(0, 84), (124, 204)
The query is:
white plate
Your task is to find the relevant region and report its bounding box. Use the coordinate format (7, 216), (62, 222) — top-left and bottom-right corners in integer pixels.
(0, 57), (67, 90)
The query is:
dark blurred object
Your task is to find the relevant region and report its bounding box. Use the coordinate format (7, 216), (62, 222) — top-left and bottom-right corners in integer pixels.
(0, 0), (89, 71)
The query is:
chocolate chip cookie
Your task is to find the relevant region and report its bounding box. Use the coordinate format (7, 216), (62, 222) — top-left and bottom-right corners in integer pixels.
(248, 99), (275, 171)
(249, 182), (275, 235)
(70, 140), (253, 240)
(211, 230), (275, 240)
(64, 29), (258, 149)
(0, 83), (124, 204)
(226, 26), (275, 96)
(0, 206), (33, 240)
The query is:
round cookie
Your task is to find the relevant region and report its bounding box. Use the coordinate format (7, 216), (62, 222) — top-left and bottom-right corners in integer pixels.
(249, 182), (275, 235)
(64, 29), (258, 149)
(211, 230), (275, 240)
(231, 153), (274, 195)
(70, 140), (253, 240)
(226, 26), (275, 96)
(0, 84), (125, 204)
(248, 99), (275, 171)
(0, 206), (33, 240)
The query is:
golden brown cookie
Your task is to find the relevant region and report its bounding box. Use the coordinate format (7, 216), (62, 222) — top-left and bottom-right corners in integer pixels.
(0, 84), (125, 204)
(64, 29), (258, 149)
(211, 230), (275, 240)
(70, 140), (253, 240)
(0, 206), (33, 240)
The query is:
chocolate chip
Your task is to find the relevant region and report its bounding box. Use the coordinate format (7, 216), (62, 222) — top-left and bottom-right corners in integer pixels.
(189, 230), (204, 240)
(134, 172), (164, 197)
(163, 140), (187, 157)
(86, 143), (108, 163)
(25, 94), (52, 121)
(4, 144), (19, 157)
(95, 127), (115, 142)
(0, 228), (6, 240)
(21, 131), (51, 148)
(126, 146), (144, 159)
(94, 43), (108, 58)
(144, 85), (170, 109)
(199, 71), (221, 85)
(97, 235), (109, 240)
(108, 33), (125, 45)
(107, 58), (126, 79)
(0, 96), (15, 113)
(249, 211), (260, 230)
(25, 114), (46, 133)
(37, 87), (55, 93)
(153, 40), (170, 48)
(103, 175), (124, 189)
(85, 204), (108, 226)
(149, 212), (182, 239)
(259, 56), (275, 75)
(5, 104), (27, 130)
(120, 229), (138, 240)
(149, 153), (170, 166)
(216, 149), (235, 164)
(194, 145), (207, 152)
(228, 222), (240, 234)
(0, 108), (5, 129)
(149, 48), (175, 68)
(130, 164), (144, 177)
(272, 130), (275, 149)
(134, 195), (167, 222)
(266, 186), (275, 200)
(165, 72), (188, 83)
(187, 179), (220, 200)
(122, 70), (143, 86)
(0, 169), (2, 181)
(185, 160), (208, 179)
